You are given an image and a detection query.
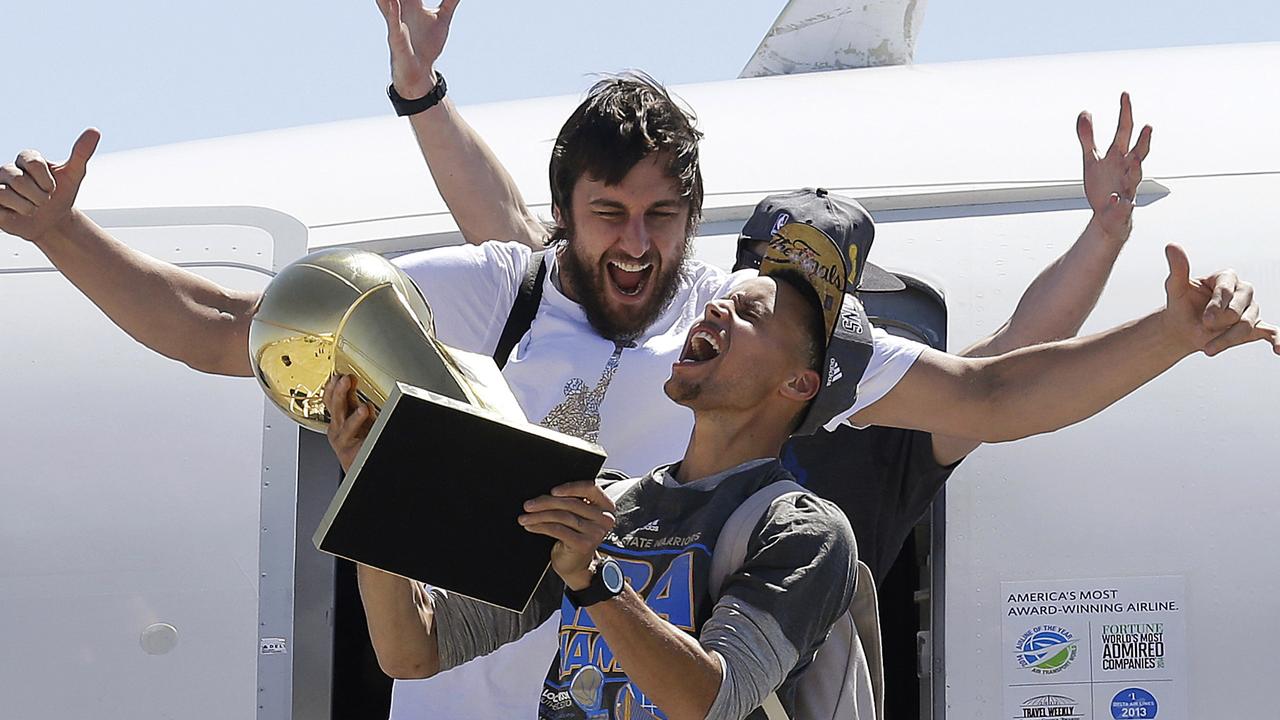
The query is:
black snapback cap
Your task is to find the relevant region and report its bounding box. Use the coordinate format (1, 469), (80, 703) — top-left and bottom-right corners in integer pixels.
(736, 188), (905, 293)
(756, 219), (877, 436)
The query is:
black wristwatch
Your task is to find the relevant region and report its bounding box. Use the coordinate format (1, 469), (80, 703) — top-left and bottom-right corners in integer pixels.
(387, 71), (448, 117)
(565, 556), (626, 608)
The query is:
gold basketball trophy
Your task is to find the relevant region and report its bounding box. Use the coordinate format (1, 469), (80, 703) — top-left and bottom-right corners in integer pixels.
(248, 247), (524, 430)
(250, 248), (606, 612)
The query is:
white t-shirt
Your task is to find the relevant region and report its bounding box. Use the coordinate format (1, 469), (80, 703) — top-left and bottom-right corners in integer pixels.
(387, 241), (923, 719)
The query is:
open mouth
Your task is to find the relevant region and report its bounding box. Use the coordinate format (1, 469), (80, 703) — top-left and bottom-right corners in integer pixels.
(678, 322), (725, 365)
(606, 259), (654, 298)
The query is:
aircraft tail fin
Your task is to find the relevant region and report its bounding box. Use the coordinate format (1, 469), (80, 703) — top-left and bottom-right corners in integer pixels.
(740, 0), (929, 78)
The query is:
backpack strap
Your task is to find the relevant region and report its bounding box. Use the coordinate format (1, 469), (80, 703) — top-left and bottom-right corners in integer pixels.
(851, 560), (884, 720)
(492, 250), (547, 369)
(708, 479), (806, 599)
(711, 480), (884, 720)
(708, 479), (806, 720)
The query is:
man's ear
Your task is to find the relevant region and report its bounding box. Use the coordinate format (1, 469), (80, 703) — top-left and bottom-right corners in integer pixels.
(780, 369), (820, 403)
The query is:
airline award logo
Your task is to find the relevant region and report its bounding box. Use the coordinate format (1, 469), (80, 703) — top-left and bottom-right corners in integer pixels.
(1014, 625), (1079, 675)
(1018, 694), (1082, 719)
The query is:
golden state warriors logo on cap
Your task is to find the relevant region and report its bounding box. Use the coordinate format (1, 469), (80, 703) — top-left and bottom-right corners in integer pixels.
(759, 222), (850, 339)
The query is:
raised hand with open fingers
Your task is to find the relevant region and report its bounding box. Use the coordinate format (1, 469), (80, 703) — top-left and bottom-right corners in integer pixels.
(1077, 92), (1153, 242)
(0, 128), (101, 244)
(375, 0), (459, 99)
(1161, 244), (1280, 357)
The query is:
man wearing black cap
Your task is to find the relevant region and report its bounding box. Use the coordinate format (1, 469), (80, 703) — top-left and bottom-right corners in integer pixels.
(735, 187), (941, 582)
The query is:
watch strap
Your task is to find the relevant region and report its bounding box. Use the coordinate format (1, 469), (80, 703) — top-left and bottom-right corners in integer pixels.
(388, 71), (447, 117)
(566, 557), (624, 608)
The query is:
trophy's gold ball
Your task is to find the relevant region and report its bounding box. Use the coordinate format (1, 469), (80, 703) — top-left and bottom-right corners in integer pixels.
(247, 248), (454, 432)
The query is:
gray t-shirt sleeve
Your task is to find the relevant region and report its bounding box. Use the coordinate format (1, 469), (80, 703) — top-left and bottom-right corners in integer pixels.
(428, 572), (564, 672)
(699, 493), (857, 719)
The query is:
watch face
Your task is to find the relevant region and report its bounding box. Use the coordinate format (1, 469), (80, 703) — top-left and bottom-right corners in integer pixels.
(601, 559), (625, 594)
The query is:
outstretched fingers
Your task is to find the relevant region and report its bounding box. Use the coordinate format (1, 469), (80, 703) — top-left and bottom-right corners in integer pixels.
(1077, 111), (1098, 159)
(437, 0), (460, 19)
(1132, 124), (1153, 164)
(1111, 92), (1134, 155)
(383, 0), (423, 71)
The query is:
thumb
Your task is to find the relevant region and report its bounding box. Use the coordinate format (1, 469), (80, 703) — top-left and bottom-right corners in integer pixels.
(1164, 243), (1191, 302)
(62, 128), (101, 180)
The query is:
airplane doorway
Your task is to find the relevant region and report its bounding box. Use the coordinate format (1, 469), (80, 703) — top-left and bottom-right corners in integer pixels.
(862, 274), (948, 720)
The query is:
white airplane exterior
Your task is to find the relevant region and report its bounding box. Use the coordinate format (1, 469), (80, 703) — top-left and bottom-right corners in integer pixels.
(1, 36), (1277, 720)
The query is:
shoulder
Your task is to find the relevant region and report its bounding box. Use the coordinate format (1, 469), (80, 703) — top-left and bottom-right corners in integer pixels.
(393, 240), (532, 287)
(758, 489), (857, 562)
(869, 326), (927, 367)
(391, 241), (533, 352)
(720, 485), (857, 633)
(822, 328), (928, 431)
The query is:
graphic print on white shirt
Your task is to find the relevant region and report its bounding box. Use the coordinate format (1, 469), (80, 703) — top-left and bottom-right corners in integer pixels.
(540, 342), (630, 443)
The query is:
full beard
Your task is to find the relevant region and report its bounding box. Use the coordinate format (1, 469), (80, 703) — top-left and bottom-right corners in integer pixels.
(558, 241), (687, 343)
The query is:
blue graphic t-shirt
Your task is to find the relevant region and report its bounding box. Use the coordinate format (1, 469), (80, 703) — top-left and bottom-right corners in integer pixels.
(429, 459), (856, 720)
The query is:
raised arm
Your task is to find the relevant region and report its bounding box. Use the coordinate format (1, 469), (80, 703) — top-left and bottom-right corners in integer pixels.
(856, 245), (1279, 442)
(377, 0), (546, 248)
(930, 93), (1153, 463)
(0, 130), (257, 376)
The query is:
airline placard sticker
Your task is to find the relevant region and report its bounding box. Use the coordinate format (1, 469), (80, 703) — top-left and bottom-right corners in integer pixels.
(1000, 576), (1186, 720)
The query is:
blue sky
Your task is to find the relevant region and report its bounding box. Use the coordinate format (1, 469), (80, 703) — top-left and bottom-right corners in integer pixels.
(3, 0), (1276, 156)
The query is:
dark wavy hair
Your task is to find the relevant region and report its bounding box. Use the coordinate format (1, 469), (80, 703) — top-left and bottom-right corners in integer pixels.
(548, 71), (704, 244)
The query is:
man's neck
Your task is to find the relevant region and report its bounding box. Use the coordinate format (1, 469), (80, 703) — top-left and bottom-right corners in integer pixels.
(549, 247), (577, 302)
(675, 411), (791, 484)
